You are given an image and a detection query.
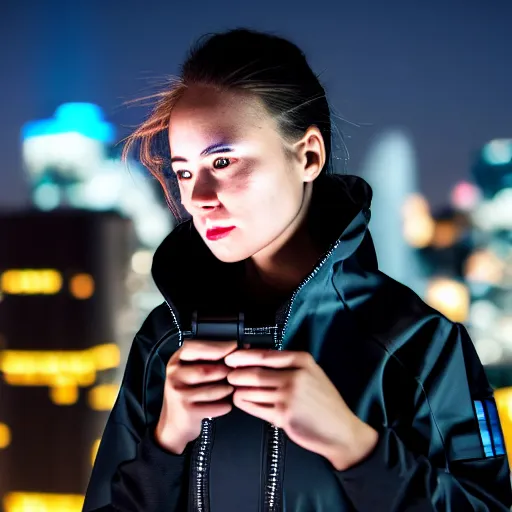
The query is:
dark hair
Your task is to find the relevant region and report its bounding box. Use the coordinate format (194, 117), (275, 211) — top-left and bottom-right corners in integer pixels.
(123, 28), (341, 218)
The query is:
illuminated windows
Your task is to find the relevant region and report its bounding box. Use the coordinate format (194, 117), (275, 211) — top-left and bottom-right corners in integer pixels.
(0, 344), (120, 406)
(0, 424), (11, 449)
(3, 492), (84, 512)
(0, 270), (95, 299)
(0, 270), (62, 295)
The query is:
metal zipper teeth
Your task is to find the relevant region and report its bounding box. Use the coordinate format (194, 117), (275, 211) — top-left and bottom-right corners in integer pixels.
(183, 327), (278, 338)
(264, 425), (285, 511)
(245, 326), (277, 336)
(176, 323), (213, 512)
(164, 305), (212, 512)
(263, 237), (344, 512)
(276, 237), (343, 350)
(178, 321), (279, 511)
(191, 418), (214, 512)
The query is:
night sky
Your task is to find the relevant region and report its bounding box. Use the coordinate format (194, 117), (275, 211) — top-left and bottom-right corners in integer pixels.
(1, 0), (511, 210)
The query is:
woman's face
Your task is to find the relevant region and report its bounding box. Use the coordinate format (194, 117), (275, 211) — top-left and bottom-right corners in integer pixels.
(168, 86), (318, 263)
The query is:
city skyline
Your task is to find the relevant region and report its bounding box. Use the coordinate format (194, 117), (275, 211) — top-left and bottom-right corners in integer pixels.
(1, 0), (511, 211)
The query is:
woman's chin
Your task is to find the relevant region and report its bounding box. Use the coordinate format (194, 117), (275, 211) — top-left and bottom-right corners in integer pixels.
(205, 242), (251, 264)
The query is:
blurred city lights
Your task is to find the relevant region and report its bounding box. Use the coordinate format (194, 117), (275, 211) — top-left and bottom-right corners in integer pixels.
(88, 344), (121, 371)
(0, 269), (62, 296)
(451, 181), (481, 211)
(0, 344), (120, 403)
(431, 220), (459, 249)
(464, 250), (504, 285)
(3, 492), (84, 512)
(402, 195), (435, 248)
(22, 103), (116, 143)
(425, 278), (470, 323)
(24, 133), (106, 186)
(87, 384), (119, 411)
(91, 439), (101, 466)
(495, 317), (512, 348)
(469, 300), (500, 331)
(0, 423), (11, 449)
(472, 188), (512, 231)
(483, 139), (512, 166)
(33, 183), (61, 211)
(131, 250), (153, 275)
(50, 383), (79, 406)
(494, 388), (512, 460)
(69, 273), (95, 300)
(0, 102), (171, 504)
(474, 338), (504, 366)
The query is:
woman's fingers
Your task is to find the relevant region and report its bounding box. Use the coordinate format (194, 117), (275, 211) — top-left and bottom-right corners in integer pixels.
(175, 362), (231, 385)
(179, 340), (238, 362)
(182, 383), (235, 403)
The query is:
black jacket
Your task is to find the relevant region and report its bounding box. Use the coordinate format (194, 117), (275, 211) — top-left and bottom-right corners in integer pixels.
(83, 174), (512, 511)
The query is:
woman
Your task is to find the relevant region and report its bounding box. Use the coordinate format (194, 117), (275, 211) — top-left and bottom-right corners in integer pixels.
(84, 29), (512, 511)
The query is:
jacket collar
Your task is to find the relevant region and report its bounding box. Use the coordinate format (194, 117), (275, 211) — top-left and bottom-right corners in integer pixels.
(151, 174), (376, 329)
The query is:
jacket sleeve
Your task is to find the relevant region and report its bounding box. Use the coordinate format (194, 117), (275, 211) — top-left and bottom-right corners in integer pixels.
(336, 321), (512, 511)
(82, 307), (189, 512)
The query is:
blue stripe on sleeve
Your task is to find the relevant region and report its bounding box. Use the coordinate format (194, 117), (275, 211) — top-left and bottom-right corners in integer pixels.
(474, 399), (506, 458)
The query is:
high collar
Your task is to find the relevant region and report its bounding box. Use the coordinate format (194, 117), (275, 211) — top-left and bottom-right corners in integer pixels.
(151, 174), (376, 329)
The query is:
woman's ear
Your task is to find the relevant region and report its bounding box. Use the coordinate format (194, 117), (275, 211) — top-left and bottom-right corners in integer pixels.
(293, 126), (326, 183)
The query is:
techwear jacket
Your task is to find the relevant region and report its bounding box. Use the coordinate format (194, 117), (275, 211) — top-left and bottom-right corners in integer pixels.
(83, 174), (512, 511)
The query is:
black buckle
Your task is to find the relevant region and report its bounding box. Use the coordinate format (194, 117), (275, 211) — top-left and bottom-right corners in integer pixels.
(190, 311), (245, 347)
(187, 311), (275, 348)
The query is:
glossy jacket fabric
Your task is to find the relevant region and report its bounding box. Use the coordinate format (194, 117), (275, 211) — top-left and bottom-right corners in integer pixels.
(83, 174), (512, 511)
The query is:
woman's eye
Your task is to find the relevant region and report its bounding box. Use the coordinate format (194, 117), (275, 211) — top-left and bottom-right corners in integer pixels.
(213, 157), (231, 170)
(176, 170), (192, 180)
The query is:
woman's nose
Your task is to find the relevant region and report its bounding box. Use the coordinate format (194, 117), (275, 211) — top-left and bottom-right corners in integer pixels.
(190, 170), (220, 209)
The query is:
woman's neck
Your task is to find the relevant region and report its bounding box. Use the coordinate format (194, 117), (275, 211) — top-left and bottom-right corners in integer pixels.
(246, 231), (321, 297)
(245, 187), (324, 303)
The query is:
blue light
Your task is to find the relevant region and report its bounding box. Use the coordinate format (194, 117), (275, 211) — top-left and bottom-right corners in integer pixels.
(482, 139), (512, 166)
(474, 399), (506, 458)
(21, 103), (116, 143)
(485, 399), (506, 456)
(474, 400), (494, 457)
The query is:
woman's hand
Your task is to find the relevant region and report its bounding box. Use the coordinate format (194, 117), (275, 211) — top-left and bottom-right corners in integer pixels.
(155, 340), (238, 455)
(224, 349), (379, 471)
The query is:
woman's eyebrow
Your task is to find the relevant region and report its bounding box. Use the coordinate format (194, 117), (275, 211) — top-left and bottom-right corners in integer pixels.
(170, 142), (235, 164)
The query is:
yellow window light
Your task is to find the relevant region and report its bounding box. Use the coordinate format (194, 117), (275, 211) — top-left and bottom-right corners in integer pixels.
(50, 383), (79, 406)
(3, 492), (84, 512)
(69, 273), (95, 300)
(88, 384), (119, 411)
(0, 269), (62, 295)
(91, 438), (101, 466)
(0, 344), (121, 403)
(494, 388), (512, 465)
(89, 344), (121, 371)
(0, 422), (11, 449)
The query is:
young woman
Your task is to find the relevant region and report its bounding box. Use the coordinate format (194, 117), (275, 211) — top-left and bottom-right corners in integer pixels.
(83, 29), (512, 511)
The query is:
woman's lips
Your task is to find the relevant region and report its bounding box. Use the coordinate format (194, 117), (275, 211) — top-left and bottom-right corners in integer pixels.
(206, 226), (236, 241)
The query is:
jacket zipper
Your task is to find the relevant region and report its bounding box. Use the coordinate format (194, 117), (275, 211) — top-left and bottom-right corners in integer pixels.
(163, 302), (214, 512)
(263, 236), (344, 512)
(162, 303), (207, 511)
(165, 301), (280, 512)
(190, 418), (214, 512)
(165, 226), (349, 512)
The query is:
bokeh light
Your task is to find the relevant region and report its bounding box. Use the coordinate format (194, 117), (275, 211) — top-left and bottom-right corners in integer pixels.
(69, 273), (95, 300)
(425, 278), (470, 323)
